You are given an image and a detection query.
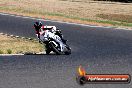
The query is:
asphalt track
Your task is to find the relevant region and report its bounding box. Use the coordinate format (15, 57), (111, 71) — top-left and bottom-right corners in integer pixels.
(0, 13), (132, 88)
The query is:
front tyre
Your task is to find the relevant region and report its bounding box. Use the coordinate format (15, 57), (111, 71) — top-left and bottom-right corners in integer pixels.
(64, 45), (71, 55)
(49, 42), (64, 55)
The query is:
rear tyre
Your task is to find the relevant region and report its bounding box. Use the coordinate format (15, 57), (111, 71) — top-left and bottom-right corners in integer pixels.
(45, 42), (51, 55)
(46, 49), (51, 55)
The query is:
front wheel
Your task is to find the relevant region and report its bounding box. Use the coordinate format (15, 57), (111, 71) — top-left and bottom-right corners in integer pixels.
(64, 45), (71, 55)
(49, 42), (64, 55)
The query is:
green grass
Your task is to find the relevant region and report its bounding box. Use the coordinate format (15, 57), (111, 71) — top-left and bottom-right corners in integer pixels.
(7, 49), (12, 54)
(0, 50), (4, 54)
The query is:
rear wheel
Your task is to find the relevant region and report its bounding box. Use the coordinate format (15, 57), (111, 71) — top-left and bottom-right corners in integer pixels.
(45, 49), (51, 55)
(45, 42), (51, 55)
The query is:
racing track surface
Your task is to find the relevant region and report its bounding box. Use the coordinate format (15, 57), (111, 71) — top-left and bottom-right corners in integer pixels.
(0, 14), (132, 88)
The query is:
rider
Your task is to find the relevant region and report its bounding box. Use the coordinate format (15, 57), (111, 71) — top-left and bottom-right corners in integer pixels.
(34, 21), (42, 41)
(34, 21), (66, 54)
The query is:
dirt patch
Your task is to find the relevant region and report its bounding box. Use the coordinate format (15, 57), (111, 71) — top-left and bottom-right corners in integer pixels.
(97, 14), (132, 23)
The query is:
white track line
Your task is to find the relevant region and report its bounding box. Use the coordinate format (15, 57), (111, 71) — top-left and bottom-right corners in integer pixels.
(0, 54), (24, 56)
(0, 12), (131, 30)
(0, 52), (46, 56)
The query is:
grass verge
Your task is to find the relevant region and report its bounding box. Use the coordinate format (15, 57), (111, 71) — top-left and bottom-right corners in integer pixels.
(0, 34), (44, 54)
(1, 7), (132, 27)
(0, 0), (132, 28)
(54, 13), (132, 27)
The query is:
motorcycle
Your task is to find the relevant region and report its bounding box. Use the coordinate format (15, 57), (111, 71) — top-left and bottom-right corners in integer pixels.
(36, 27), (71, 55)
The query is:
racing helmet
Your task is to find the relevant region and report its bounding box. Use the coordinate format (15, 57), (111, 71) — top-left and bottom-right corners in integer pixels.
(34, 21), (42, 27)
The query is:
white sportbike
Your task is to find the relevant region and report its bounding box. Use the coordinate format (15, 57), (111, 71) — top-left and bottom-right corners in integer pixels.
(37, 26), (71, 55)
